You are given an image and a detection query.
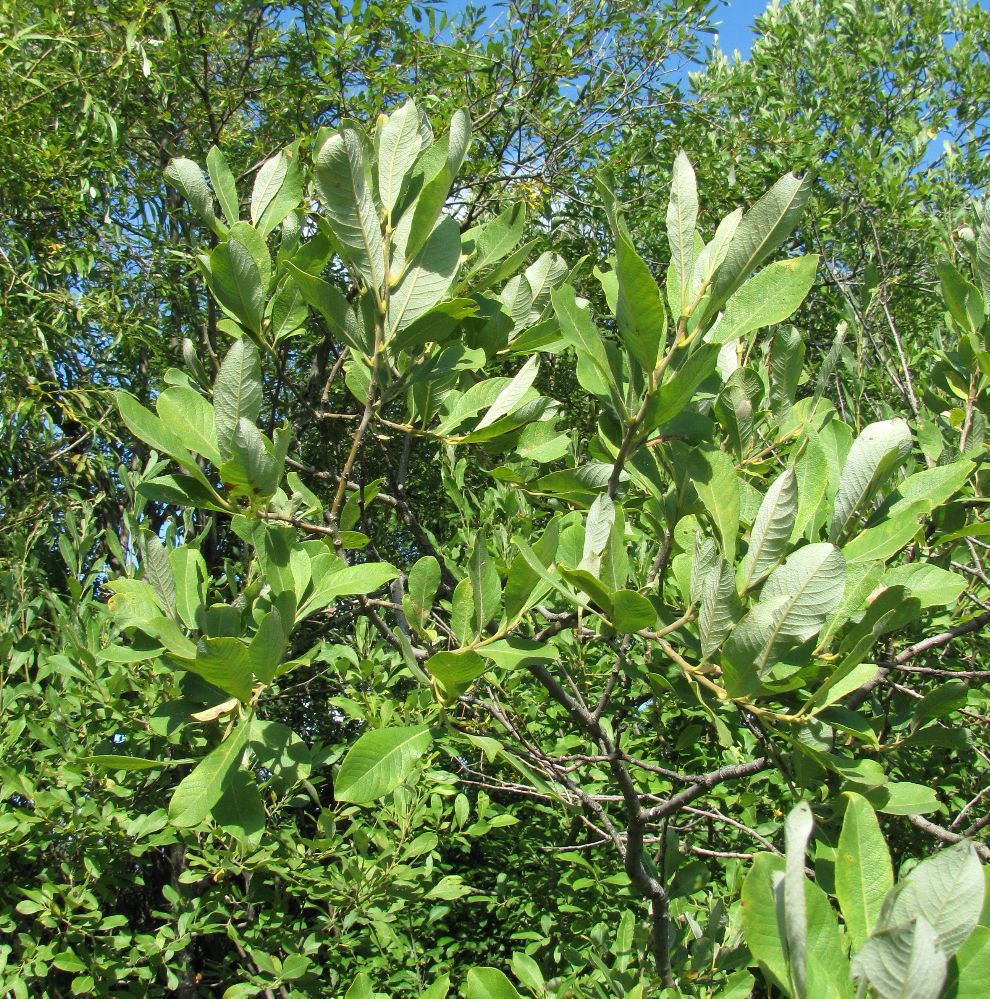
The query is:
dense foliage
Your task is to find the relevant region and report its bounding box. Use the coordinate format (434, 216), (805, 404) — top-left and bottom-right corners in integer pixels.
(1, 2), (989, 997)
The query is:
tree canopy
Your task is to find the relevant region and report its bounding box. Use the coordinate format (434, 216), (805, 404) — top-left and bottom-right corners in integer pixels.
(1, 1), (989, 996)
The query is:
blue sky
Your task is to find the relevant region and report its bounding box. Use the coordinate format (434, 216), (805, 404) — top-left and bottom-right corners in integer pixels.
(709, 0), (769, 59)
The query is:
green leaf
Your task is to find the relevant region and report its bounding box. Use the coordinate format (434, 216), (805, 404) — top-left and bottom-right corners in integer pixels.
(426, 650), (487, 698)
(406, 556), (440, 629)
(978, 202), (990, 305)
(116, 392), (196, 469)
(172, 637), (253, 701)
(683, 447), (740, 564)
(465, 968), (523, 999)
(948, 925), (990, 999)
(646, 342), (719, 432)
(207, 146), (239, 225)
(169, 716), (251, 827)
(315, 127), (385, 290)
(209, 239), (264, 334)
(784, 802), (814, 998)
(478, 639), (558, 670)
(212, 766), (265, 842)
(887, 459), (973, 516)
(168, 546), (207, 630)
(741, 853), (791, 992)
(213, 339), (263, 458)
(344, 973), (374, 999)
(871, 782), (941, 816)
(300, 562), (399, 618)
(463, 203), (526, 280)
(388, 216), (460, 333)
(697, 549), (741, 659)
(667, 151), (698, 317)
(707, 171), (814, 318)
(551, 285), (615, 400)
(255, 149), (302, 236)
(78, 755), (165, 771)
(469, 532), (502, 634)
(615, 232), (666, 373)
(611, 590), (656, 632)
(251, 152), (287, 228)
(710, 255), (818, 345)
(510, 952), (544, 995)
(474, 355), (540, 431)
(156, 386), (221, 466)
(725, 543), (845, 693)
(852, 917), (947, 999)
(284, 262), (366, 352)
(743, 467), (798, 590)
(334, 724), (433, 804)
(769, 326), (805, 422)
(379, 99), (421, 214)
(165, 157), (217, 230)
(830, 419), (912, 542)
(884, 563), (966, 608)
(842, 501), (926, 563)
(248, 610), (286, 685)
(881, 842), (984, 957)
(420, 975), (451, 999)
(836, 792), (893, 951)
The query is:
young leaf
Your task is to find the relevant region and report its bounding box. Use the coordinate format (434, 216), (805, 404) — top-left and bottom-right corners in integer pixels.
(667, 151), (698, 317)
(333, 724), (433, 804)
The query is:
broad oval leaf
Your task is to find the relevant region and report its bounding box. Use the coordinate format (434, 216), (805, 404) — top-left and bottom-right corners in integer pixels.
(334, 724), (433, 804)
